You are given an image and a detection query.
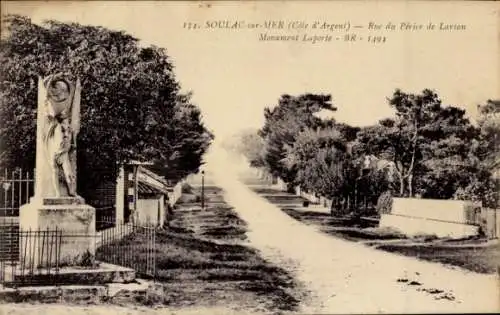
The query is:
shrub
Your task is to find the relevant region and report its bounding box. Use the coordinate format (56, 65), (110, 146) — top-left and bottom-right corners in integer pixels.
(79, 249), (96, 268)
(376, 191), (393, 214)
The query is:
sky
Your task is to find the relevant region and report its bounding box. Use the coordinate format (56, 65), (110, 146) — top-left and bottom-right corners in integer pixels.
(3, 1), (499, 143)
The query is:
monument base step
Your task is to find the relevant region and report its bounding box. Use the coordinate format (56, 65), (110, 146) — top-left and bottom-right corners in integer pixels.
(2, 262), (136, 287)
(0, 278), (156, 304)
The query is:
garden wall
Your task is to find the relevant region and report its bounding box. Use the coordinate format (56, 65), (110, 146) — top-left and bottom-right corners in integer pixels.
(271, 177), (288, 191)
(379, 214), (479, 238)
(391, 198), (479, 224)
(380, 198), (481, 238)
(299, 190), (320, 204)
(269, 178), (331, 207)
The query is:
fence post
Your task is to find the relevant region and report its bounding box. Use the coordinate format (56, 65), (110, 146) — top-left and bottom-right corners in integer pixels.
(152, 226), (156, 281)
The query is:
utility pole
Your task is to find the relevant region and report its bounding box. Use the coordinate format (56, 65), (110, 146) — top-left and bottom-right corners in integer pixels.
(201, 170), (205, 210)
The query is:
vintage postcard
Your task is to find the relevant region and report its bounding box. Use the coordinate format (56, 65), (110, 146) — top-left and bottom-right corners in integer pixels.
(0, 1), (499, 314)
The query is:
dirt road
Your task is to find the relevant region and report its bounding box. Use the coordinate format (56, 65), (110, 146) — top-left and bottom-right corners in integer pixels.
(206, 153), (499, 314)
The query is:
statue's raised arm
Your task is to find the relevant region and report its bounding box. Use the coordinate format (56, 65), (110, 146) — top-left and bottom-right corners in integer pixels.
(71, 78), (81, 142)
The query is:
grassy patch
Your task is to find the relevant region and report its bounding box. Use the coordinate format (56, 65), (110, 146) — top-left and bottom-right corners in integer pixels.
(377, 242), (500, 274)
(156, 203), (300, 311)
(323, 226), (407, 241)
(100, 186), (301, 312)
(250, 187), (287, 195)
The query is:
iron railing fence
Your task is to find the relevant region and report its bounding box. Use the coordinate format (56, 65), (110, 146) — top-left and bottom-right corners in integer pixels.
(95, 206), (117, 231)
(1, 221), (157, 287)
(0, 227), (63, 287)
(0, 168), (34, 217)
(95, 220), (156, 280)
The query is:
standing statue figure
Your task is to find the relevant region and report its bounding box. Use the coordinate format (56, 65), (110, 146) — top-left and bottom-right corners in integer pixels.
(40, 74), (81, 197)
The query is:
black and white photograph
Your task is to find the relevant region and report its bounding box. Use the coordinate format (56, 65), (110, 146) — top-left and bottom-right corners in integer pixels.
(0, 1), (499, 314)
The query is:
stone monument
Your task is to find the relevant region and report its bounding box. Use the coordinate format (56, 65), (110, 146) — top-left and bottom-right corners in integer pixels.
(20, 74), (96, 267)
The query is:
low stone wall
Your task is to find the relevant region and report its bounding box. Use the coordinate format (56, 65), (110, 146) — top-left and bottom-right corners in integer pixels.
(294, 185), (301, 196)
(300, 190), (320, 204)
(380, 214), (479, 238)
(292, 184), (326, 205)
(271, 178), (321, 203)
(0, 278), (158, 305)
(271, 177), (288, 191)
(380, 198), (481, 239)
(391, 198), (479, 224)
(319, 196), (328, 207)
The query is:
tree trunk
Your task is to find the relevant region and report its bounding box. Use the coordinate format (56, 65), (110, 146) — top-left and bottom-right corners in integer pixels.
(393, 161), (405, 197)
(408, 174), (413, 198)
(406, 118), (419, 198)
(354, 182), (358, 211)
(399, 178), (404, 197)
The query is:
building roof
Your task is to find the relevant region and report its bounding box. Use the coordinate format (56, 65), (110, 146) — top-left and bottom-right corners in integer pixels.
(139, 166), (169, 187)
(136, 166), (171, 196)
(137, 181), (169, 195)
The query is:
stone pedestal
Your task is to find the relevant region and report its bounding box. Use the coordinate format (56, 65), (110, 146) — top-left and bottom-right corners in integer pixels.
(19, 197), (96, 267)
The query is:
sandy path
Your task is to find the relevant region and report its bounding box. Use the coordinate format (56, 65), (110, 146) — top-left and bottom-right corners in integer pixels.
(208, 163), (499, 314)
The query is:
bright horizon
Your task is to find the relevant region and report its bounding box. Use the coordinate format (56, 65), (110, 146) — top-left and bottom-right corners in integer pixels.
(3, 1), (499, 143)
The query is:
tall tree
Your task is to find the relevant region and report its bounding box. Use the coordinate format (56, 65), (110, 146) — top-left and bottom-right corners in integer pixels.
(476, 100), (500, 173)
(157, 92), (214, 182)
(259, 93), (336, 185)
(355, 120), (407, 196)
(416, 106), (480, 199)
(282, 126), (351, 199)
(356, 89), (479, 198)
(453, 100), (500, 207)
